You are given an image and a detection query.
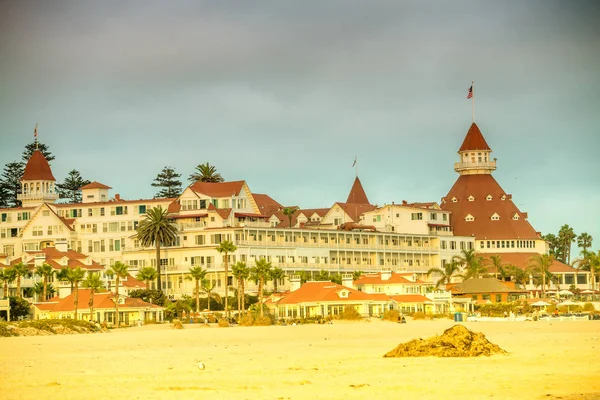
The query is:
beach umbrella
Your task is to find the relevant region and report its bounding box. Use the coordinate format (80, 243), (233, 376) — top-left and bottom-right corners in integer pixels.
(558, 290), (573, 296)
(531, 300), (551, 307)
(581, 289), (594, 294)
(558, 299), (577, 312)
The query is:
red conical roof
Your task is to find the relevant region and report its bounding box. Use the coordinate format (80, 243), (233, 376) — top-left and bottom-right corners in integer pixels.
(346, 177), (370, 204)
(21, 150), (55, 181)
(458, 123), (491, 152)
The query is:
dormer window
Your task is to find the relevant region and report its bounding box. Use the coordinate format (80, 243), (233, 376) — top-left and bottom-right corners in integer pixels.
(501, 195), (506, 201)
(465, 214), (474, 222)
(491, 213), (500, 221)
(452, 197), (458, 203)
(512, 213), (519, 220)
(486, 195), (493, 201)
(337, 290), (349, 298)
(468, 196), (475, 202)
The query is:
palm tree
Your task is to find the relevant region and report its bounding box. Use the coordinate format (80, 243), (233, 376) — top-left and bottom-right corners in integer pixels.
(250, 259), (273, 317)
(453, 249), (486, 279)
(136, 206), (178, 294)
(577, 233), (593, 255)
(505, 264), (530, 288)
(35, 262), (54, 301)
(82, 272), (105, 322)
(232, 261), (249, 316)
(427, 261), (461, 289)
(352, 270), (364, 281)
(201, 279), (220, 312)
(488, 255), (508, 280)
(108, 261), (129, 327)
(12, 262), (29, 298)
(136, 266), (158, 289)
(269, 267), (285, 292)
(216, 240), (237, 320)
(580, 250), (600, 291)
(68, 267), (86, 320)
(0, 268), (17, 298)
(528, 254), (554, 299)
(558, 224), (576, 265)
(189, 162), (224, 183)
(282, 207), (297, 228)
(187, 266), (207, 314)
(56, 267), (71, 289)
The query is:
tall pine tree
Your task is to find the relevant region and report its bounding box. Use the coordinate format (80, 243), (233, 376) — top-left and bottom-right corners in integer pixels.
(152, 166), (182, 198)
(0, 162), (25, 208)
(22, 141), (55, 164)
(56, 170), (90, 203)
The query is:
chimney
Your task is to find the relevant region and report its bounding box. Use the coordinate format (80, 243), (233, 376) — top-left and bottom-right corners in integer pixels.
(289, 275), (301, 292)
(55, 240), (69, 253)
(115, 194), (121, 201)
(342, 273), (354, 289)
(381, 268), (392, 281)
(402, 200), (407, 205)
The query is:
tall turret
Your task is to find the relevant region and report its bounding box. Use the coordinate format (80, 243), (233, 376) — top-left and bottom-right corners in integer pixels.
(18, 150), (58, 207)
(454, 123), (496, 175)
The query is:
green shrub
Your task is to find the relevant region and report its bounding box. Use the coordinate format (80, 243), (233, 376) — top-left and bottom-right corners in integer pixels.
(583, 303), (595, 312)
(382, 310), (399, 322)
(340, 305), (362, 320)
(238, 314), (254, 326)
(254, 316), (273, 326)
(218, 318), (230, 327)
(412, 312), (427, 320)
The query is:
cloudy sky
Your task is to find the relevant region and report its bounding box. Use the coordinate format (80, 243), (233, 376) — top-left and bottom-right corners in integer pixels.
(1, 1), (599, 252)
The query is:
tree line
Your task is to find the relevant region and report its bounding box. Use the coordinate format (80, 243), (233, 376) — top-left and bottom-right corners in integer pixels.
(0, 140), (225, 207)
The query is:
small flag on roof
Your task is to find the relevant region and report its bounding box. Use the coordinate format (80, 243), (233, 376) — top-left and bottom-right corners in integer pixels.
(467, 86), (473, 99)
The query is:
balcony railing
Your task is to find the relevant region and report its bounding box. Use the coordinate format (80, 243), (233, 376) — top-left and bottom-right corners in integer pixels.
(454, 160), (496, 171)
(236, 240), (438, 252)
(17, 193), (60, 200)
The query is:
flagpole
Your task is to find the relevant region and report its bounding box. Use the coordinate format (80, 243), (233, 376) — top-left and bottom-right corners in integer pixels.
(471, 81), (474, 123)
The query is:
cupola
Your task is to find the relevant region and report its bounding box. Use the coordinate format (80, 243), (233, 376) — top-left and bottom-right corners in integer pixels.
(19, 144), (59, 207)
(454, 123), (497, 175)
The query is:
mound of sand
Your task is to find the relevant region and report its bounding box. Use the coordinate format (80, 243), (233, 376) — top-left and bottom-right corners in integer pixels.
(384, 324), (506, 358)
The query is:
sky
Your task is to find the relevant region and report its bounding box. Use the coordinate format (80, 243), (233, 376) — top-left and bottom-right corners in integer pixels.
(1, 0), (599, 254)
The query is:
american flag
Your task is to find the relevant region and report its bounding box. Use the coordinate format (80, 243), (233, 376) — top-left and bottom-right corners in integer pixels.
(34, 124), (38, 138)
(467, 86), (473, 99)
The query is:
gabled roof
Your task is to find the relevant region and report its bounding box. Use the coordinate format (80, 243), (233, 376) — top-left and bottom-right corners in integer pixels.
(207, 204), (232, 220)
(80, 181), (112, 190)
(277, 281), (388, 305)
(335, 202), (377, 223)
(35, 289), (162, 312)
(458, 123), (491, 152)
(252, 193), (282, 216)
(16, 247), (104, 270)
(450, 278), (526, 294)
(441, 174), (539, 240)
(189, 181), (245, 198)
(354, 272), (426, 285)
(21, 150), (55, 181)
(483, 252), (576, 273)
(346, 177), (370, 204)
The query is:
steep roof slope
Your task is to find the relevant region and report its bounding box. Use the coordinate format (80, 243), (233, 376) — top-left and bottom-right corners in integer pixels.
(22, 150), (55, 181)
(346, 177), (370, 204)
(458, 123), (491, 152)
(441, 174), (539, 240)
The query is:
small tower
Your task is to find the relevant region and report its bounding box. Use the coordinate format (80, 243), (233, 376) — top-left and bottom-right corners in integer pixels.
(346, 177), (370, 204)
(454, 123), (497, 175)
(18, 128), (58, 207)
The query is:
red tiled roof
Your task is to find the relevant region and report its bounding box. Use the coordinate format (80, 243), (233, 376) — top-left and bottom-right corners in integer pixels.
(190, 181), (245, 197)
(80, 181), (112, 190)
(207, 205), (232, 220)
(389, 294), (431, 303)
(19, 247), (105, 270)
(441, 174), (539, 240)
(167, 200), (181, 213)
(458, 123), (491, 152)
(21, 150), (55, 181)
(354, 272), (425, 285)
(483, 253), (576, 273)
(122, 275), (147, 288)
(346, 177), (370, 204)
(35, 289), (161, 312)
(252, 193), (282, 216)
(277, 282), (388, 305)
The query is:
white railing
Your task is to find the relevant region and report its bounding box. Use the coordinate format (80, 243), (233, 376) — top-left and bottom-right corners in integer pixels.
(18, 193), (59, 200)
(454, 160), (496, 171)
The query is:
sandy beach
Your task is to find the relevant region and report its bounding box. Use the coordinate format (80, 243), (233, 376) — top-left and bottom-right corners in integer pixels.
(2, 319), (599, 400)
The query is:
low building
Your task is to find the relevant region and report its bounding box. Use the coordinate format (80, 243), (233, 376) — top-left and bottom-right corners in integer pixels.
(32, 289), (164, 325)
(449, 278), (528, 304)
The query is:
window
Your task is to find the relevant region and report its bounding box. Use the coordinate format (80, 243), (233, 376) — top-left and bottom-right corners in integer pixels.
(480, 241), (484, 249)
(465, 214), (474, 222)
(88, 208), (93, 217)
(411, 213), (423, 220)
(195, 235), (205, 245)
(212, 199), (218, 208)
(138, 205), (146, 214)
(501, 195), (506, 200)
(115, 206), (124, 215)
(442, 214), (447, 222)
(452, 197), (458, 203)
(1, 213), (6, 222)
(491, 213), (500, 221)
(512, 213), (519, 220)
(18, 212), (30, 221)
(430, 213), (437, 220)
(441, 241), (447, 250)
(495, 294), (502, 302)
(200, 200), (206, 209)
(100, 207), (105, 216)
(486, 195), (493, 201)
(43, 210), (50, 217)
(450, 241), (456, 250)
(32, 226), (43, 236)
(468, 195), (475, 202)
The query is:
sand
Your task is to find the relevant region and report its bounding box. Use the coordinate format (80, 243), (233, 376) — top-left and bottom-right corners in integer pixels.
(1, 319), (599, 400)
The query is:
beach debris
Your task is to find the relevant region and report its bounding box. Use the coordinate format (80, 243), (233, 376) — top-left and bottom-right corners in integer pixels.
(349, 384), (369, 388)
(383, 325), (506, 358)
(171, 319), (184, 329)
(197, 361), (206, 370)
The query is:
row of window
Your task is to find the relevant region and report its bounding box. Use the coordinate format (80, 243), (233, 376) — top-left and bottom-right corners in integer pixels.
(57, 205), (149, 219)
(181, 198), (247, 211)
(479, 240), (536, 249)
(440, 241), (474, 250)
